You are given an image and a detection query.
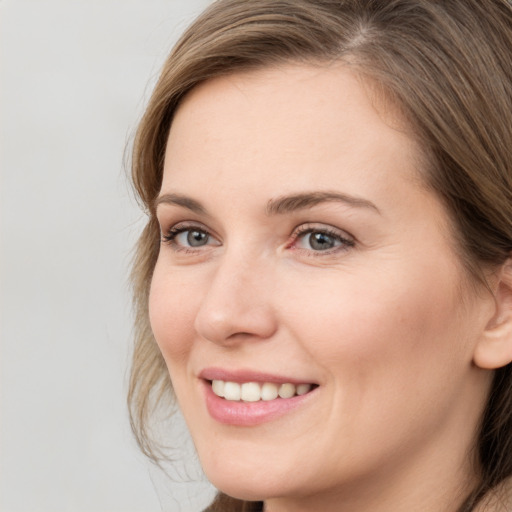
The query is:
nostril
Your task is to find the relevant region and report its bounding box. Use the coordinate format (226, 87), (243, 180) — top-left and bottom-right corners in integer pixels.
(194, 301), (278, 346)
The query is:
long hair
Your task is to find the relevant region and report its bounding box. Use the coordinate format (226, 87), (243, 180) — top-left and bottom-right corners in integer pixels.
(128, 1), (512, 510)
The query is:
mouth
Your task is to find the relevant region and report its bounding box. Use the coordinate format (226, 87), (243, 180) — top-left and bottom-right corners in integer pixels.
(209, 379), (316, 402)
(199, 370), (319, 426)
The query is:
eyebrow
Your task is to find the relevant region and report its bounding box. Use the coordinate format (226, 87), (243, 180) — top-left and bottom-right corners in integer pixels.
(155, 193), (208, 215)
(154, 190), (379, 216)
(266, 191), (380, 215)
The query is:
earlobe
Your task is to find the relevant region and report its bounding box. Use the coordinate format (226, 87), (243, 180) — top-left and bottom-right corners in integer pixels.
(473, 259), (512, 370)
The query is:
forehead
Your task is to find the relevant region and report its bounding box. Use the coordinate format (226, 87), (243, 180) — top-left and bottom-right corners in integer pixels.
(162, 63), (424, 201)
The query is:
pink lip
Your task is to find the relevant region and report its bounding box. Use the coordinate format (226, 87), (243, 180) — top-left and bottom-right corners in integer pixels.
(199, 368), (318, 427)
(199, 367), (317, 385)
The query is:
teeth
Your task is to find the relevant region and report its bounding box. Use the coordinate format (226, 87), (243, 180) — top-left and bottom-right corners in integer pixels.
(211, 380), (314, 402)
(212, 379), (225, 397)
(296, 384), (312, 396)
(223, 381), (241, 401)
(241, 382), (261, 402)
(278, 383), (296, 398)
(261, 382), (278, 401)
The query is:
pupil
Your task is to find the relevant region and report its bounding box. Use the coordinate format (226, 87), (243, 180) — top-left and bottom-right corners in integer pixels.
(310, 232), (334, 251)
(187, 230), (208, 247)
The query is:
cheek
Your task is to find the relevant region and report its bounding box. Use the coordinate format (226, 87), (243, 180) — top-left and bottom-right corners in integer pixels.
(284, 262), (471, 399)
(148, 264), (200, 366)
(277, 266), (477, 462)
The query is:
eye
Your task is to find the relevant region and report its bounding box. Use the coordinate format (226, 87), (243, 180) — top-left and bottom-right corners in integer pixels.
(291, 225), (355, 253)
(301, 231), (339, 251)
(179, 229), (209, 247)
(161, 223), (219, 250)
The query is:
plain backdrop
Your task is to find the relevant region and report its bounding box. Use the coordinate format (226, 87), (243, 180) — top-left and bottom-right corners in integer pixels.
(0, 1), (217, 511)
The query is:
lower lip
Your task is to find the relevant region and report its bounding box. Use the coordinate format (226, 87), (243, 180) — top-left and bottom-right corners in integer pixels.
(203, 381), (316, 426)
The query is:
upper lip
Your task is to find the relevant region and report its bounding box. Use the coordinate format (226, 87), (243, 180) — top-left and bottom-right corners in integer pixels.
(199, 367), (318, 385)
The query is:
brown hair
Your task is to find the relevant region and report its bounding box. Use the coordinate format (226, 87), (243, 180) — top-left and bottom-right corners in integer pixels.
(128, 1), (512, 510)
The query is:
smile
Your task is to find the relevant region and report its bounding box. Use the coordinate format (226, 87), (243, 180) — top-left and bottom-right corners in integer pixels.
(201, 371), (319, 426)
(211, 380), (314, 402)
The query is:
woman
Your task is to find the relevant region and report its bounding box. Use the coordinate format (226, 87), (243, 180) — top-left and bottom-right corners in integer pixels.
(128, 1), (512, 510)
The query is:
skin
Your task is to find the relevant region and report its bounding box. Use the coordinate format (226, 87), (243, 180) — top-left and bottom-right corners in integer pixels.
(149, 63), (498, 512)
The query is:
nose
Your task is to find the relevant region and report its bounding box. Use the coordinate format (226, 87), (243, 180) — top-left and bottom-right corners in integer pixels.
(194, 250), (278, 346)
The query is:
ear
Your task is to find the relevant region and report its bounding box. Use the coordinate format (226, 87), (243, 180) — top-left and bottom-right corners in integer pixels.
(473, 258), (512, 370)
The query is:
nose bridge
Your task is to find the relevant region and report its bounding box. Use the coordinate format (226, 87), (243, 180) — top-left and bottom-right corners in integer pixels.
(194, 244), (277, 345)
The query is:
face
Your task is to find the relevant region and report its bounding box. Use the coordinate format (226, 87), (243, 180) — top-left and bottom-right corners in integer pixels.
(150, 64), (494, 510)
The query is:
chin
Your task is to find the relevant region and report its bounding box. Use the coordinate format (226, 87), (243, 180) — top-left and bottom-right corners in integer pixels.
(199, 455), (296, 502)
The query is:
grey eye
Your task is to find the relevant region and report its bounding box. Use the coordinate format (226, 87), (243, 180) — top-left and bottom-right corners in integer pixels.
(163, 224), (221, 250)
(186, 230), (209, 247)
(307, 232), (338, 251)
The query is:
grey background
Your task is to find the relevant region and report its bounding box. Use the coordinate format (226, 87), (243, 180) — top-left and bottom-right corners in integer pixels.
(1, 1), (216, 511)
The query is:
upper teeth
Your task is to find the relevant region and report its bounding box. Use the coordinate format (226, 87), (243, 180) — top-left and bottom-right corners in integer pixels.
(211, 380), (312, 402)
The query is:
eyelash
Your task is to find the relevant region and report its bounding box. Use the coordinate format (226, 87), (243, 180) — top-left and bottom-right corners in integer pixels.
(290, 224), (355, 255)
(161, 222), (355, 255)
(161, 223), (213, 253)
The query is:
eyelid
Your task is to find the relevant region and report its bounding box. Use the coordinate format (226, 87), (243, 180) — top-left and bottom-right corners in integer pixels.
(159, 219), (355, 256)
(288, 222), (355, 253)
(160, 221), (220, 248)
